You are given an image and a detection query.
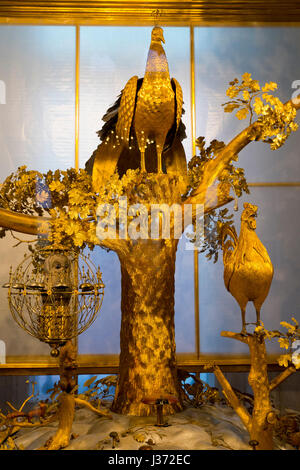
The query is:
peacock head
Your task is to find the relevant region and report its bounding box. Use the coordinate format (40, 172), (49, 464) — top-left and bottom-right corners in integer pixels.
(151, 26), (165, 44)
(241, 202), (258, 230)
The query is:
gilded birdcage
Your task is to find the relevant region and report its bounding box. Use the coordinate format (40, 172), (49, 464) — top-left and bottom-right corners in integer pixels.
(4, 247), (104, 356)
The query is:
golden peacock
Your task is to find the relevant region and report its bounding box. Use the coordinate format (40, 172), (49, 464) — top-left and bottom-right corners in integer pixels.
(85, 26), (187, 189)
(222, 203), (274, 334)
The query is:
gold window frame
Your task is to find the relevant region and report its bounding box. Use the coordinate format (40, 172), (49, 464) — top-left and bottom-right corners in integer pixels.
(0, 1), (299, 375)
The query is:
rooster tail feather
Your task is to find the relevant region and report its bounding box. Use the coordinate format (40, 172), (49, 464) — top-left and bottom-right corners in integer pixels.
(222, 225), (238, 263)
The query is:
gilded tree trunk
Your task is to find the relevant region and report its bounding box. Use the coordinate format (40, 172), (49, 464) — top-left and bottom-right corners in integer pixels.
(46, 341), (77, 450)
(248, 334), (274, 450)
(217, 331), (294, 450)
(47, 392), (75, 450)
(111, 239), (183, 416)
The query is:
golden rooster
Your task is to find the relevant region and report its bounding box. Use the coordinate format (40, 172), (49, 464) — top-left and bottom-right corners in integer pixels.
(85, 26), (187, 189)
(222, 203), (274, 334)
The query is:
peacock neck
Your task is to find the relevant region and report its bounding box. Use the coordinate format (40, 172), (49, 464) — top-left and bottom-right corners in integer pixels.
(144, 41), (170, 79)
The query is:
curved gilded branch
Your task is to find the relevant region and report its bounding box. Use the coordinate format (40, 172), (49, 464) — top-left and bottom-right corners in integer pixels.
(213, 364), (252, 432)
(269, 365), (296, 391)
(74, 397), (112, 418)
(221, 330), (249, 344)
(0, 194), (233, 249)
(185, 122), (262, 207)
(0, 207), (129, 255)
(0, 208), (50, 236)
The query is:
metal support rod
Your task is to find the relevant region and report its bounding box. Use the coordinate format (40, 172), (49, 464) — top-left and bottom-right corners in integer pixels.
(194, 250), (200, 359)
(248, 182), (300, 187)
(190, 25), (200, 359)
(74, 25), (80, 372)
(75, 24), (80, 171)
(190, 25), (196, 157)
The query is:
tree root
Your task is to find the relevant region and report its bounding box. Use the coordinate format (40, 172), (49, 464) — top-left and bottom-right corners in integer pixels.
(74, 397), (112, 418)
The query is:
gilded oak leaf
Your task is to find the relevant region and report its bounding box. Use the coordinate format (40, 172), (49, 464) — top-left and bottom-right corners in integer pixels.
(236, 108), (249, 120)
(80, 206), (91, 219)
(68, 188), (83, 205)
(65, 220), (79, 236)
(278, 337), (290, 350)
(262, 82), (278, 92)
(74, 231), (86, 247)
(68, 207), (80, 220)
(278, 354), (291, 368)
(49, 180), (65, 192)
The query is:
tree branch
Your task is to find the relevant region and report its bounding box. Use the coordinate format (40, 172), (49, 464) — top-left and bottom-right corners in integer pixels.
(0, 193), (234, 249)
(74, 397), (112, 418)
(172, 190), (234, 237)
(221, 330), (249, 344)
(213, 364), (252, 432)
(96, 237), (130, 256)
(19, 381), (36, 412)
(0, 207), (130, 256)
(269, 365), (297, 392)
(185, 122), (262, 207)
(9, 230), (38, 247)
(5, 417), (54, 429)
(6, 402), (19, 413)
(0, 207), (50, 235)
(185, 92), (300, 208)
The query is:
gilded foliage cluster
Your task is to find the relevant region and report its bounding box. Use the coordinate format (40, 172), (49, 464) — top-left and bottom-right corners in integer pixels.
(185, 136), (248, 198)
(184, 136), (249, 262)
(223, 73), (298, 149)
(0, 166), (182, 251)
(0, 166), (97, 250)
(255, 317), (300, 369)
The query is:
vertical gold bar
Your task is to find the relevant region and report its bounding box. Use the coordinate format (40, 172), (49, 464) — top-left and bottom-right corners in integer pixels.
(74, 26), (80, 367)
(194, 249), (200, 359)
(190, 25), (200, 359)
(75, 25), (80, 171)
(190, 25), (196, 156)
